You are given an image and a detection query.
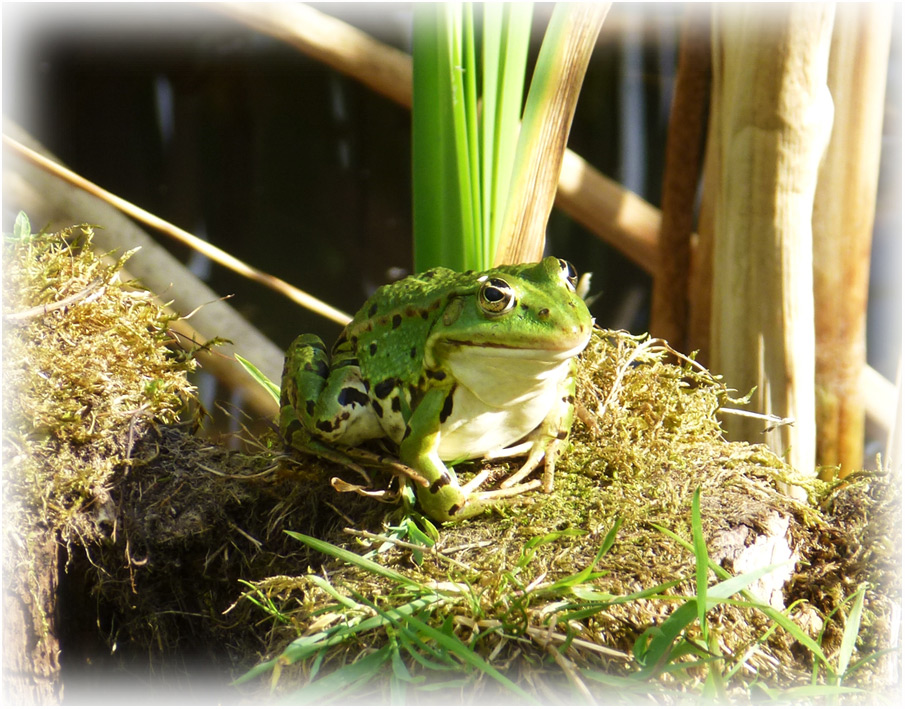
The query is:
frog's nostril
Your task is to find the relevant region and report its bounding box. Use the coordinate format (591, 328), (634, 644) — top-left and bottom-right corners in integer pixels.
(538, 308), (550, 319)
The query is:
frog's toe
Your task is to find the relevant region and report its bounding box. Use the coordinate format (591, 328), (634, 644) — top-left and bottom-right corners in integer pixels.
(498, 444), (547, 489)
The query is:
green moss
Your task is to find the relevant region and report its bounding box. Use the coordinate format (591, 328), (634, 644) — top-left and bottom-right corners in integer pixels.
(232, 329), (898, 701)
(5, 218), (895, 702)
(2, 222), (196, 549)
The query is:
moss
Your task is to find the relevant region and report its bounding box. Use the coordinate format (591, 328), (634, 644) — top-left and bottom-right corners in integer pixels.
(227, 330), (899, 701)
(2, 223), (197, 642)
(3, 220), (898, 702)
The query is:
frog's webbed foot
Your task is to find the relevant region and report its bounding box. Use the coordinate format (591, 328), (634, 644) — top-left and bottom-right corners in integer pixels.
(286, 424), (429, 488)
(496, 435), (565, 493)
(445, 479), (542, 520)
(308, 445), (435, 508)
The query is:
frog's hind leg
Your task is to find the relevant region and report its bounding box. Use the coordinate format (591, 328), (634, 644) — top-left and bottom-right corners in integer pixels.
(282, 334), (384, 446)
(280, 333), (384, 482)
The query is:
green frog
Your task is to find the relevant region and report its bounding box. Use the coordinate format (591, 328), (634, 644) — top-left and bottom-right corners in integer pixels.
(280, 256), (594, 522)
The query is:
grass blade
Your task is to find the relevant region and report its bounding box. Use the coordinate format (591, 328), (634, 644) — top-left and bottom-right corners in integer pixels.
(235, 353), (280, 403)
(412, 3), (456, 271)
(285, 531), (428, 590)
(652, 521), (831, 666)
(282, 645), (393, 704)
(835, 584), (866, 680)
(483, 2), (532, 264)
(235, 592), (446, 684)
(399, 612), (537, 703)
(691, 488), (709, 642)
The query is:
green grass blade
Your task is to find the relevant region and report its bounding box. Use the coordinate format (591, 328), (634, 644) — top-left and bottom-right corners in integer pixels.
(836, 583), (866, 680)
(235, 353), (280, 403)
(480, 2), (502, 266)
(773, 684), (865, 701)
(399, 612), (537, 703)
(632, 561), (796, 678)
(651, 521), (831, 666)
(235, 593), (446, 684)
(282, 644), (393, 704)
(479, 2), (532, 265)
(412, 3), (455, 271)
(284, 531), (428, 590)
(413, 2), (533, 272)
(691, 488), (709, 642)
(544, 520), (622, 592)
(446, 3), (475, 270)
(489, 2), (532, 262)
(461, 2), (481, 267)
(305, 573), (361, 611)
(561, 578), (682, 611)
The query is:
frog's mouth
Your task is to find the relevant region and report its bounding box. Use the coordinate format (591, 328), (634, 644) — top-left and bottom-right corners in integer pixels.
(451, 339), (588, 362)
(444, 331), (591, 361)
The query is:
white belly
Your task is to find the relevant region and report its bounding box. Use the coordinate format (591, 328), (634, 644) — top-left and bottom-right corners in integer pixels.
(436, 357), (570, 461)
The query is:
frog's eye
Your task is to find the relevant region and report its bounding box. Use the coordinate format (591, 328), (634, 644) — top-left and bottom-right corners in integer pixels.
(479, 277), (516, 315)
(557, 259), (579, 291)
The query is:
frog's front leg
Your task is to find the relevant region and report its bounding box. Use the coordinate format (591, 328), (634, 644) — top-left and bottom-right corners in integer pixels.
(498, 358), (579, 493)
(401, 388), (539, 522)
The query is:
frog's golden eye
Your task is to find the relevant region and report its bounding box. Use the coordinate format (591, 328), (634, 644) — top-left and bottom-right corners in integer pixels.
(558, 259), (579, 291)
(479, 277), (516, 314)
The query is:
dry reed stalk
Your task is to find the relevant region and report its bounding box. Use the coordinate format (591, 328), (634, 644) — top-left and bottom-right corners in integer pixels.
(812, 4), (892, 477)
(650, 10), (711, 351)
(709, 4), (836, 478)
(493, 3), (610, 265)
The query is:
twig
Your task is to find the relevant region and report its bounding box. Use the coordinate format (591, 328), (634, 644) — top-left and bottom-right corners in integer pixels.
(530, 633), (596, 704)
(4, 277), (105, 323)
(718, 408), (796, 434)
(524, 624), (631, 661)
(2, 133), (351, 326)
(196, 462), (278, 480)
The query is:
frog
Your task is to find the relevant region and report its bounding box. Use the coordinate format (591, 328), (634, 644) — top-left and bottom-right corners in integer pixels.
(279, 255), (594, 523)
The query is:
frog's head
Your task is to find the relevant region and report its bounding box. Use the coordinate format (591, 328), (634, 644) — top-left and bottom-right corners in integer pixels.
(426, 257), (594, 399)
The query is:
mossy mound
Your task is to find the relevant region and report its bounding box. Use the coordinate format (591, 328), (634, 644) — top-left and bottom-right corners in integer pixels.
(3, 218), (898, 704)
(2, 219), (198, 702)
(3, 221), (196, 548)
(226, 331), (899, 703)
